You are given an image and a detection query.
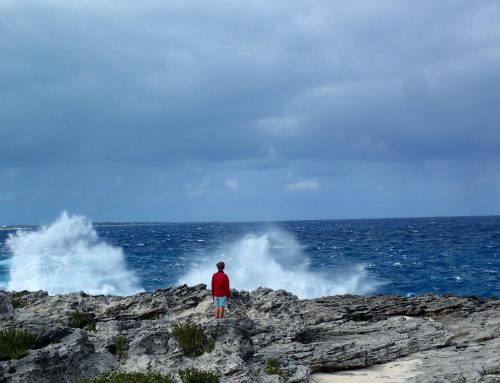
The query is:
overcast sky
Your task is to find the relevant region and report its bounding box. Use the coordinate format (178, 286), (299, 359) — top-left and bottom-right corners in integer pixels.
(1, 0), (500, 224)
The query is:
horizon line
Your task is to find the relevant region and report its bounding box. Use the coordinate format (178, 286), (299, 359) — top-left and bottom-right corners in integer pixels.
(2, 213), (499, 227)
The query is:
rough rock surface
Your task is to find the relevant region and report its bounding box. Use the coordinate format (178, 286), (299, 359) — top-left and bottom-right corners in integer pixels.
(0, 285), (498, 382)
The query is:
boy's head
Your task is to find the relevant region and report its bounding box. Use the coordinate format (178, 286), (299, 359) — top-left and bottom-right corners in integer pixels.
(216, 261), (225, 271)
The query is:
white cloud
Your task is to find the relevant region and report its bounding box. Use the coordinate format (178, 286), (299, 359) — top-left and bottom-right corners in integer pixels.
(286, 180), (319, 191)
(225, 179), (239, 189)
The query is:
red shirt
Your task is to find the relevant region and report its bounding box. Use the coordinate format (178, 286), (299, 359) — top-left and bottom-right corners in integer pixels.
(211, 271), (230, 298)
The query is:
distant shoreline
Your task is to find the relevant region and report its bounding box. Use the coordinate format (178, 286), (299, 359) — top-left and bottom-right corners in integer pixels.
(2, 213), (499, 228)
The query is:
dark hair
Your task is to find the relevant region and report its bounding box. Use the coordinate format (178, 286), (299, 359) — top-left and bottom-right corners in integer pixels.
(216, 261), (225, 271)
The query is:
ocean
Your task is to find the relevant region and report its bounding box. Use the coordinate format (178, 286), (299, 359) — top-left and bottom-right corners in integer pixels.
(0, 213), (499, 298)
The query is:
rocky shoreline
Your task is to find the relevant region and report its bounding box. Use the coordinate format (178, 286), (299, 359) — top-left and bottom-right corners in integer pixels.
(0, 285), (499, 382)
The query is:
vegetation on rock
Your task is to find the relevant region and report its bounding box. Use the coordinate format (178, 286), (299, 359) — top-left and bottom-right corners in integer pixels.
(11, 290), (30, 308)
(76, 371), (175, 383)
(0, 327), (38, 360)
(110, 335), (127, 360)
(13, 290), (30, 299)
(69, 310), (89, 328)
(265, 357), (287, 380)
(178, 367), (219, 383)
(171, 322), (214, 357)
(105, 307), (118, 316)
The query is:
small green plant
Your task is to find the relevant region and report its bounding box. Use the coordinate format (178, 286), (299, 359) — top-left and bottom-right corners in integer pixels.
(69, 310), (89, 328)
(111, 335), (127, 360)
(171, 322), (214, 357)
(105, 307), (118, 316)
(13, 290), (30, 299)
(86, 322), (96, 332)
(76, 370), (175, 383)
(11, 290), (30, 308)
(0, 328), (38, 360)
(11, 299), (25, 308)
(265, 358), (287, 380)
(140, 311), (162, 320)
(178, 368), (219, 383)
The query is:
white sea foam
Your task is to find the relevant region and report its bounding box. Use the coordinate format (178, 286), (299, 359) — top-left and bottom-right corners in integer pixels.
(6, 212), (143, 295)
(179, 229), (380, 299)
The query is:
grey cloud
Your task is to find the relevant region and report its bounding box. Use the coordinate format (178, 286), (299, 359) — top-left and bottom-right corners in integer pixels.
(2, 1), (499, 166)
(1, 1), (499, 222)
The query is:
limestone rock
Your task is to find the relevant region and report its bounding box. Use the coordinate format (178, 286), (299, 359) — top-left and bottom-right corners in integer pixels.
(0, 285), (498, 382)
(0, 291), (13, 320)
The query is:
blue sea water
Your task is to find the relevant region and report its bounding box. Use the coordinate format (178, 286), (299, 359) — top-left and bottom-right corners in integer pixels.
(0, 213), (499, 298)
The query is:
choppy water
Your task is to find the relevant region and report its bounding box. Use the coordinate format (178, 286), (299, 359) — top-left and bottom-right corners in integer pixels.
(1, 213), (499, 298)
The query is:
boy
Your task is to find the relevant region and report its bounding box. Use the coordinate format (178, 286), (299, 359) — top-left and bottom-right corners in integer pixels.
(211, 261), (230, 319)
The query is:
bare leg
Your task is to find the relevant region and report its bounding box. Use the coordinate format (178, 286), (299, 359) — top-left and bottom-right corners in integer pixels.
(215, 306), (224, 319)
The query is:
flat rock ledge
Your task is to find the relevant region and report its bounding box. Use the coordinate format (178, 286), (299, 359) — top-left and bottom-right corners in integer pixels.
(0, 285), (499, 383)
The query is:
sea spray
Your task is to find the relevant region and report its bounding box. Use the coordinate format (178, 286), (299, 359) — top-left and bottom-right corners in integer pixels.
(6, 212), (143, 295)
(178, 229), (380, 298)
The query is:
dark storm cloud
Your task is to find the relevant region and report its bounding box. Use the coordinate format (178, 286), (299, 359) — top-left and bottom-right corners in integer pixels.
(1, 0), (497, 164)
(1, 0), (499, 222)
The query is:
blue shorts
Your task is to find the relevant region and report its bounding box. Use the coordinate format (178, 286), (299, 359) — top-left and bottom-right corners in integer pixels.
(213, 296), (227, 307)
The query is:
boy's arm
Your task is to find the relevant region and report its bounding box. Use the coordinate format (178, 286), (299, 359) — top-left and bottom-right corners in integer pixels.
(211, 274), (215, 297)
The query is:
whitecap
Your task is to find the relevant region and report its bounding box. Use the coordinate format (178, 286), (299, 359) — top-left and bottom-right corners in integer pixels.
(178, 229), (382, 299)
(6, 212), (143, 296)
